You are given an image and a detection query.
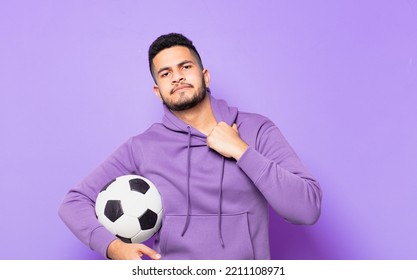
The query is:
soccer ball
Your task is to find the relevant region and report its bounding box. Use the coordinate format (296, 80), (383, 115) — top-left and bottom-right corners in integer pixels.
(95, 174), (163, 243)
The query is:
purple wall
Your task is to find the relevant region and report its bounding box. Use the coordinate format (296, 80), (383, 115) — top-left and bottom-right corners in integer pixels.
(1, 1), (416, 259)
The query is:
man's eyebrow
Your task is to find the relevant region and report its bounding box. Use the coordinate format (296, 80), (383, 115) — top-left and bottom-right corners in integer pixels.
(177, 60), (194, 67)
(156, 60), (194, 75)
(157, 66), (170, 75)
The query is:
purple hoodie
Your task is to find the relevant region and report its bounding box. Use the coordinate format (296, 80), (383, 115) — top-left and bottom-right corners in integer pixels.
(58, 94), (322, 259)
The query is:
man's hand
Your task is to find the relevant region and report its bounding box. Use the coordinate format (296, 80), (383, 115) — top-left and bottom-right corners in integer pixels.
(106, 239), (161, 260)
(207, 122), (248, 161)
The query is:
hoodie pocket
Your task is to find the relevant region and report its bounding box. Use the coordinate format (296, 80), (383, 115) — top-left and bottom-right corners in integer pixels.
(159, 212), (254, 260)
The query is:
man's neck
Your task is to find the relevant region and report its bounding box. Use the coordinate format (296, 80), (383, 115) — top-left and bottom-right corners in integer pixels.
(171, 94), (217, 136)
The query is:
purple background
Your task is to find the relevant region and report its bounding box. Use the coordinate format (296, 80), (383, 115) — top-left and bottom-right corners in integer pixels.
(1, 1), (416, 260)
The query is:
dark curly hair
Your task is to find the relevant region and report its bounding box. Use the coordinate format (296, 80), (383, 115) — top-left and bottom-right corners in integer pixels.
(148, 33), (203, 80)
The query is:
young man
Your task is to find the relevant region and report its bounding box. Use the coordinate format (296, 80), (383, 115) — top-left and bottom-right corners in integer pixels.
(58, 33), (322, 260)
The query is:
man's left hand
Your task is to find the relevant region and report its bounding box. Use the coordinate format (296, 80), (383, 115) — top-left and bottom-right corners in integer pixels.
(207, 122), (248, 161)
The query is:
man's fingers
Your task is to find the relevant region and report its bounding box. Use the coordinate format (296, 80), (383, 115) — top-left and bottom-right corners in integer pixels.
(232, 123), (238, 133)
(137, 244), (161, 260)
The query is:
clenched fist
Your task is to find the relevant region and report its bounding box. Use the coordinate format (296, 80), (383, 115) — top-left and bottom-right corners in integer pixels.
(206, 122), (248, 161)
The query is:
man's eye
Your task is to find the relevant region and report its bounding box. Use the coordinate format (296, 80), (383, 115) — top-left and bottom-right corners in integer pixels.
(161, 72), (170, 78)
(183, 65), (191, 70)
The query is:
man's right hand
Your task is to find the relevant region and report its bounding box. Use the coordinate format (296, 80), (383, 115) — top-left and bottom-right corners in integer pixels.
(106, 239), (161, 260)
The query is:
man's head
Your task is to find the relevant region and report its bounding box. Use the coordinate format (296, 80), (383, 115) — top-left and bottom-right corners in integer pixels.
(149, 33), (210, 112)
(148, 33), (203, 80)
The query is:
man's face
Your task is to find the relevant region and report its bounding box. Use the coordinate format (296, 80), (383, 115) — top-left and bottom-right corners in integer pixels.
(152, 46), (210, 111)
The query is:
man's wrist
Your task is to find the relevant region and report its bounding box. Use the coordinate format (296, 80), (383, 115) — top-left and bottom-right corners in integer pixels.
(107, 239), (122, 259)
(233, 142), (249, 161)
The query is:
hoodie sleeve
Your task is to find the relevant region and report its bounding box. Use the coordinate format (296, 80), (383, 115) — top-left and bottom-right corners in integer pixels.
(236, 119), (322, 225)
(58, 137), (139, 258)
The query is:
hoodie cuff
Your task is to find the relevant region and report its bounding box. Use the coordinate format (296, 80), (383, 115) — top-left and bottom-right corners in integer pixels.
(236, 146), (270, 185)
(90, 226), (118, 259)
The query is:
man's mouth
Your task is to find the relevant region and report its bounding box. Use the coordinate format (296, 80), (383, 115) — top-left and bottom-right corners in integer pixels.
(171, 84), (193, 94)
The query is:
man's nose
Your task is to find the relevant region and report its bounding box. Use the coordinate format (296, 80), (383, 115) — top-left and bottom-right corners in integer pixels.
(172, 70), (185, 84)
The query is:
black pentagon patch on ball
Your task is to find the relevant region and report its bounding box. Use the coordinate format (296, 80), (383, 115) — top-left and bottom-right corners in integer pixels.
(129, 178), (150, 194)
(104, 200), (124, 222)
(116, 235), (132, 244)
(139, 209), (158, 230)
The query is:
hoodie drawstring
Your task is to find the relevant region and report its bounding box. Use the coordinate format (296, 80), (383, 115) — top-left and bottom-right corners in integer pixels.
(218, 157), (225, 247)
(181, 126), (225, 248)
(181, 126), (192, 237)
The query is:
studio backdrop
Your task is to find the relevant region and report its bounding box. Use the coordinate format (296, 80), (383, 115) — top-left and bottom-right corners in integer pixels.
(1, 0), (416, 259)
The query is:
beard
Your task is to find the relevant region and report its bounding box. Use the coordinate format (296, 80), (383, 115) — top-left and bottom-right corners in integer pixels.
(161, 78), (208, 111)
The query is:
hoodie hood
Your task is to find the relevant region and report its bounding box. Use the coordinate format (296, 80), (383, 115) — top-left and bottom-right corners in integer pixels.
(161, 94), (238, 136)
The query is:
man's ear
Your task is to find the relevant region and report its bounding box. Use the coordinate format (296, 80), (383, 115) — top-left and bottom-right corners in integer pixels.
(203, 68), (210, 88)
(153, 84), (162, 101)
